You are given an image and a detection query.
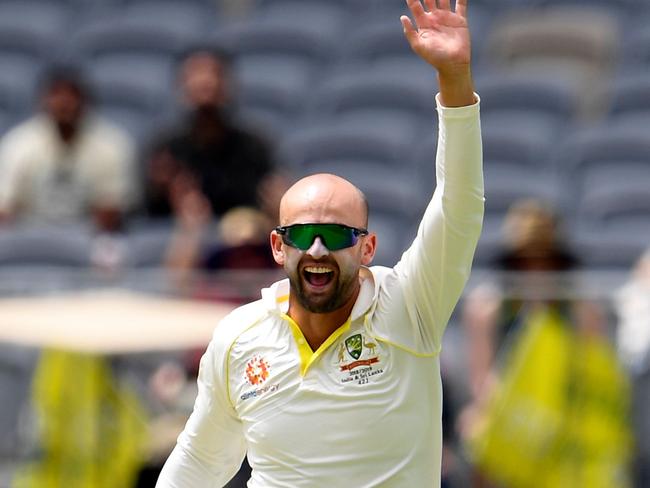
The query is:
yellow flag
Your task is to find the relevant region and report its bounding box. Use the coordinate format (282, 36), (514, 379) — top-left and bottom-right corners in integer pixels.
(468, 306), (632, 487)
(13, 349), (147, 488)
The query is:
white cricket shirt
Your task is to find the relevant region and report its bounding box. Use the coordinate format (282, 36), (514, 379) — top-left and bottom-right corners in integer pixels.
(157, 96), (484, 487)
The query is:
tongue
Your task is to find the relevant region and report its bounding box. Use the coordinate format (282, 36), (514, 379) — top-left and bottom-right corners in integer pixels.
(307, 272), (331, 286)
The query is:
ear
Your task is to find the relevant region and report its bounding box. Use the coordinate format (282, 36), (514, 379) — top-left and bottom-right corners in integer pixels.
(360, 232), (377, 266)
(270, 230), (285, 265)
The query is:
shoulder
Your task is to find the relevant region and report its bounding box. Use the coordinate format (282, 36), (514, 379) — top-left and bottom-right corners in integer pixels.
(368, 265), (395, 282)
(0, 116), (51, 168)
(1, 116), (48, 146)
(209, 299), (270, 359)
(84, 115), (135, 153)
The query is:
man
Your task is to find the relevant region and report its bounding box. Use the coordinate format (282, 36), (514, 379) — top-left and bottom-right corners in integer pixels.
(157, 0), (483, 485)
(143, 47), (284, 221)
(0, 65), (137, 232)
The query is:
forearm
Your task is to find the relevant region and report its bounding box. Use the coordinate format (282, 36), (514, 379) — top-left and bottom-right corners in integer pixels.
(434, 94), (484, 223)
(157, 441), (244, 488)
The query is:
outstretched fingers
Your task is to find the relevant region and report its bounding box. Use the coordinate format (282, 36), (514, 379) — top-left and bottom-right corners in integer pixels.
(438, 0), (451, 11)
(423, 0), (437, 12)
(456, 0), (468, 18)
(405, 0), (427, 27)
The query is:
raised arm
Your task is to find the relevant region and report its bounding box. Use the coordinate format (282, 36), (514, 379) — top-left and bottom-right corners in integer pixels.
(372, 0), (483, 354)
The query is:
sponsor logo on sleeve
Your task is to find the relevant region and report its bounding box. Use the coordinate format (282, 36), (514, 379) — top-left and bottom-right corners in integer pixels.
(241, 356), (279, 401)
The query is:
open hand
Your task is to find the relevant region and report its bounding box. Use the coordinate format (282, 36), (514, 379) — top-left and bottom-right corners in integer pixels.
(401, 0), (471, 76)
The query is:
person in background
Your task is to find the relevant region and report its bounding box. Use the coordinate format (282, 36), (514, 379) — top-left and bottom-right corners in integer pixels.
(615, 248), (650, 488)
(462, 199), (580, 402)
(142, 47), (287, 224)
(461, 199), (631, 488)
(0, 64), (137, 232)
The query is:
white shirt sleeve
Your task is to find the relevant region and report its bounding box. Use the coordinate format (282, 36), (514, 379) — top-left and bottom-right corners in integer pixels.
(372, 94), (484, 355)
(156, 336), (247, 487)
(0, 126), (33, 214)
(87, 121), (139, 212)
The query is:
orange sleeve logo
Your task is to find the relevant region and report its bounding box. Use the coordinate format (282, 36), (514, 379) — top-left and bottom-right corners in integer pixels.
(245, 356), (270, 385)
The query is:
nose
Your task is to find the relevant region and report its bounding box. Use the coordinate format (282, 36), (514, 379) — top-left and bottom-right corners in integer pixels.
(306, 236), (329, 259)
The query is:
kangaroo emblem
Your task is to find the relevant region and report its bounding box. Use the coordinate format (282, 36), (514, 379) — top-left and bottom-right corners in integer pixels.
(337, 343), (346, 363)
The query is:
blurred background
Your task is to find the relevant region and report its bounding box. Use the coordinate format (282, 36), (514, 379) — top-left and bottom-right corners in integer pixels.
(0, 0), (648, 486)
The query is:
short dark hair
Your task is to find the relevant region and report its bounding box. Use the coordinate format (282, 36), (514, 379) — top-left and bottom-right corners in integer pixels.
(177, 43), (234, 72)
(38, 62), (89, 101)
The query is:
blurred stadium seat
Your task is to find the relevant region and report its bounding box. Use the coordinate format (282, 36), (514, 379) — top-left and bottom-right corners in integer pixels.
(277, 117), (425, 226)
(120, 0), (219, 37)
(0, 224), (93, 267)
(607, 71), (650, 120)
(0, 76), (30, 136)
(211, 18), (336, 70)
(483, 5), (620, 118)
(71, 19), (186, 93)
(0, 0), (70, 39)
(557, 124), (650, 192)
(88, 66), (174, 141)
(232, 54), (312, 139)
(305, 67), (436, 131)
(253, 0), (347, 39)
(475, 71), (581, 129)
(621, 23), (650, 69)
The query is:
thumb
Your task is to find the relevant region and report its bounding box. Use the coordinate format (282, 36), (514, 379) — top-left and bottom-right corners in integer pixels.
(400, 16), (419, 50)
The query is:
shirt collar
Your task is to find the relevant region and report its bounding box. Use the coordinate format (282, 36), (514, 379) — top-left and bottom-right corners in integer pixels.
(262, 266), (377, 320)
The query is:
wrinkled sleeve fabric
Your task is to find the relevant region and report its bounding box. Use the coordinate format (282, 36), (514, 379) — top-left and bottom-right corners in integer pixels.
(156, 331), (246, 488)
(372, 94), (484, 355)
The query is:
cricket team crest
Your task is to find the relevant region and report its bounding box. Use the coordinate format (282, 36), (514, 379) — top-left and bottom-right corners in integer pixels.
(345, 334), (363, 360)
(333, 332), (387, 386)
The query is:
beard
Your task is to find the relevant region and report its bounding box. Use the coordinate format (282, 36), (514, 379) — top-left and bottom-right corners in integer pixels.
(286, 259), (359, 314)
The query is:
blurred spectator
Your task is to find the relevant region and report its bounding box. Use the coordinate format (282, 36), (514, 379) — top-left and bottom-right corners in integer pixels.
(462, 200), (580, 402)
(164, 176), (280, 299)
(461, 199), (631, 488)
(142, 47), (287, 223)
(616, 248), (650, 487)
(0, 64), (137, 232)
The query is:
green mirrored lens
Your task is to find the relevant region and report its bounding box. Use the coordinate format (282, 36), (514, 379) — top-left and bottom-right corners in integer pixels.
(285, 224), (358, 251)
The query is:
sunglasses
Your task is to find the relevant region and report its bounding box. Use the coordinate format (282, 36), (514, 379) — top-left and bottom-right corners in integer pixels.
(275, 223), (369, 251)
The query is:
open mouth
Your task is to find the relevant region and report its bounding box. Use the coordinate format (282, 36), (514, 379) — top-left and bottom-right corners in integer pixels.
(303, 266), (334, 287)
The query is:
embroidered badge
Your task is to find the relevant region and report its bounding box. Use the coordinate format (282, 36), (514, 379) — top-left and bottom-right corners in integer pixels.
(334, 333), (386, 386)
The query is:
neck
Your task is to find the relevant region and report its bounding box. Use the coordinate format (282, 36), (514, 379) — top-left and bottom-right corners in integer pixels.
(288, 284), (360, 351)
(191, 106), (225, 144)
(56, 121), (78, 144)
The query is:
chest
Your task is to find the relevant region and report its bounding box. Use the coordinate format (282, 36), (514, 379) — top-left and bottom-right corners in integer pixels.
(228, 328), (439, 455)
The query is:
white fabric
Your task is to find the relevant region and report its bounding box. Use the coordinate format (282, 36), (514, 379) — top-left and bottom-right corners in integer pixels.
(0, 114), (136, 222)
(157, 95), (484, 488)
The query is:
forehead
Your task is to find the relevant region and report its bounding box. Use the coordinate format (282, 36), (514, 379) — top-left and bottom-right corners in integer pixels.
(182, 54), (222, 76)
(280, 180), (366, 227)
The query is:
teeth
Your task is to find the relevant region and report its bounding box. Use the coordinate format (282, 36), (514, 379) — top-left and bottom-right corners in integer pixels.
(305, 266), (332, 274)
